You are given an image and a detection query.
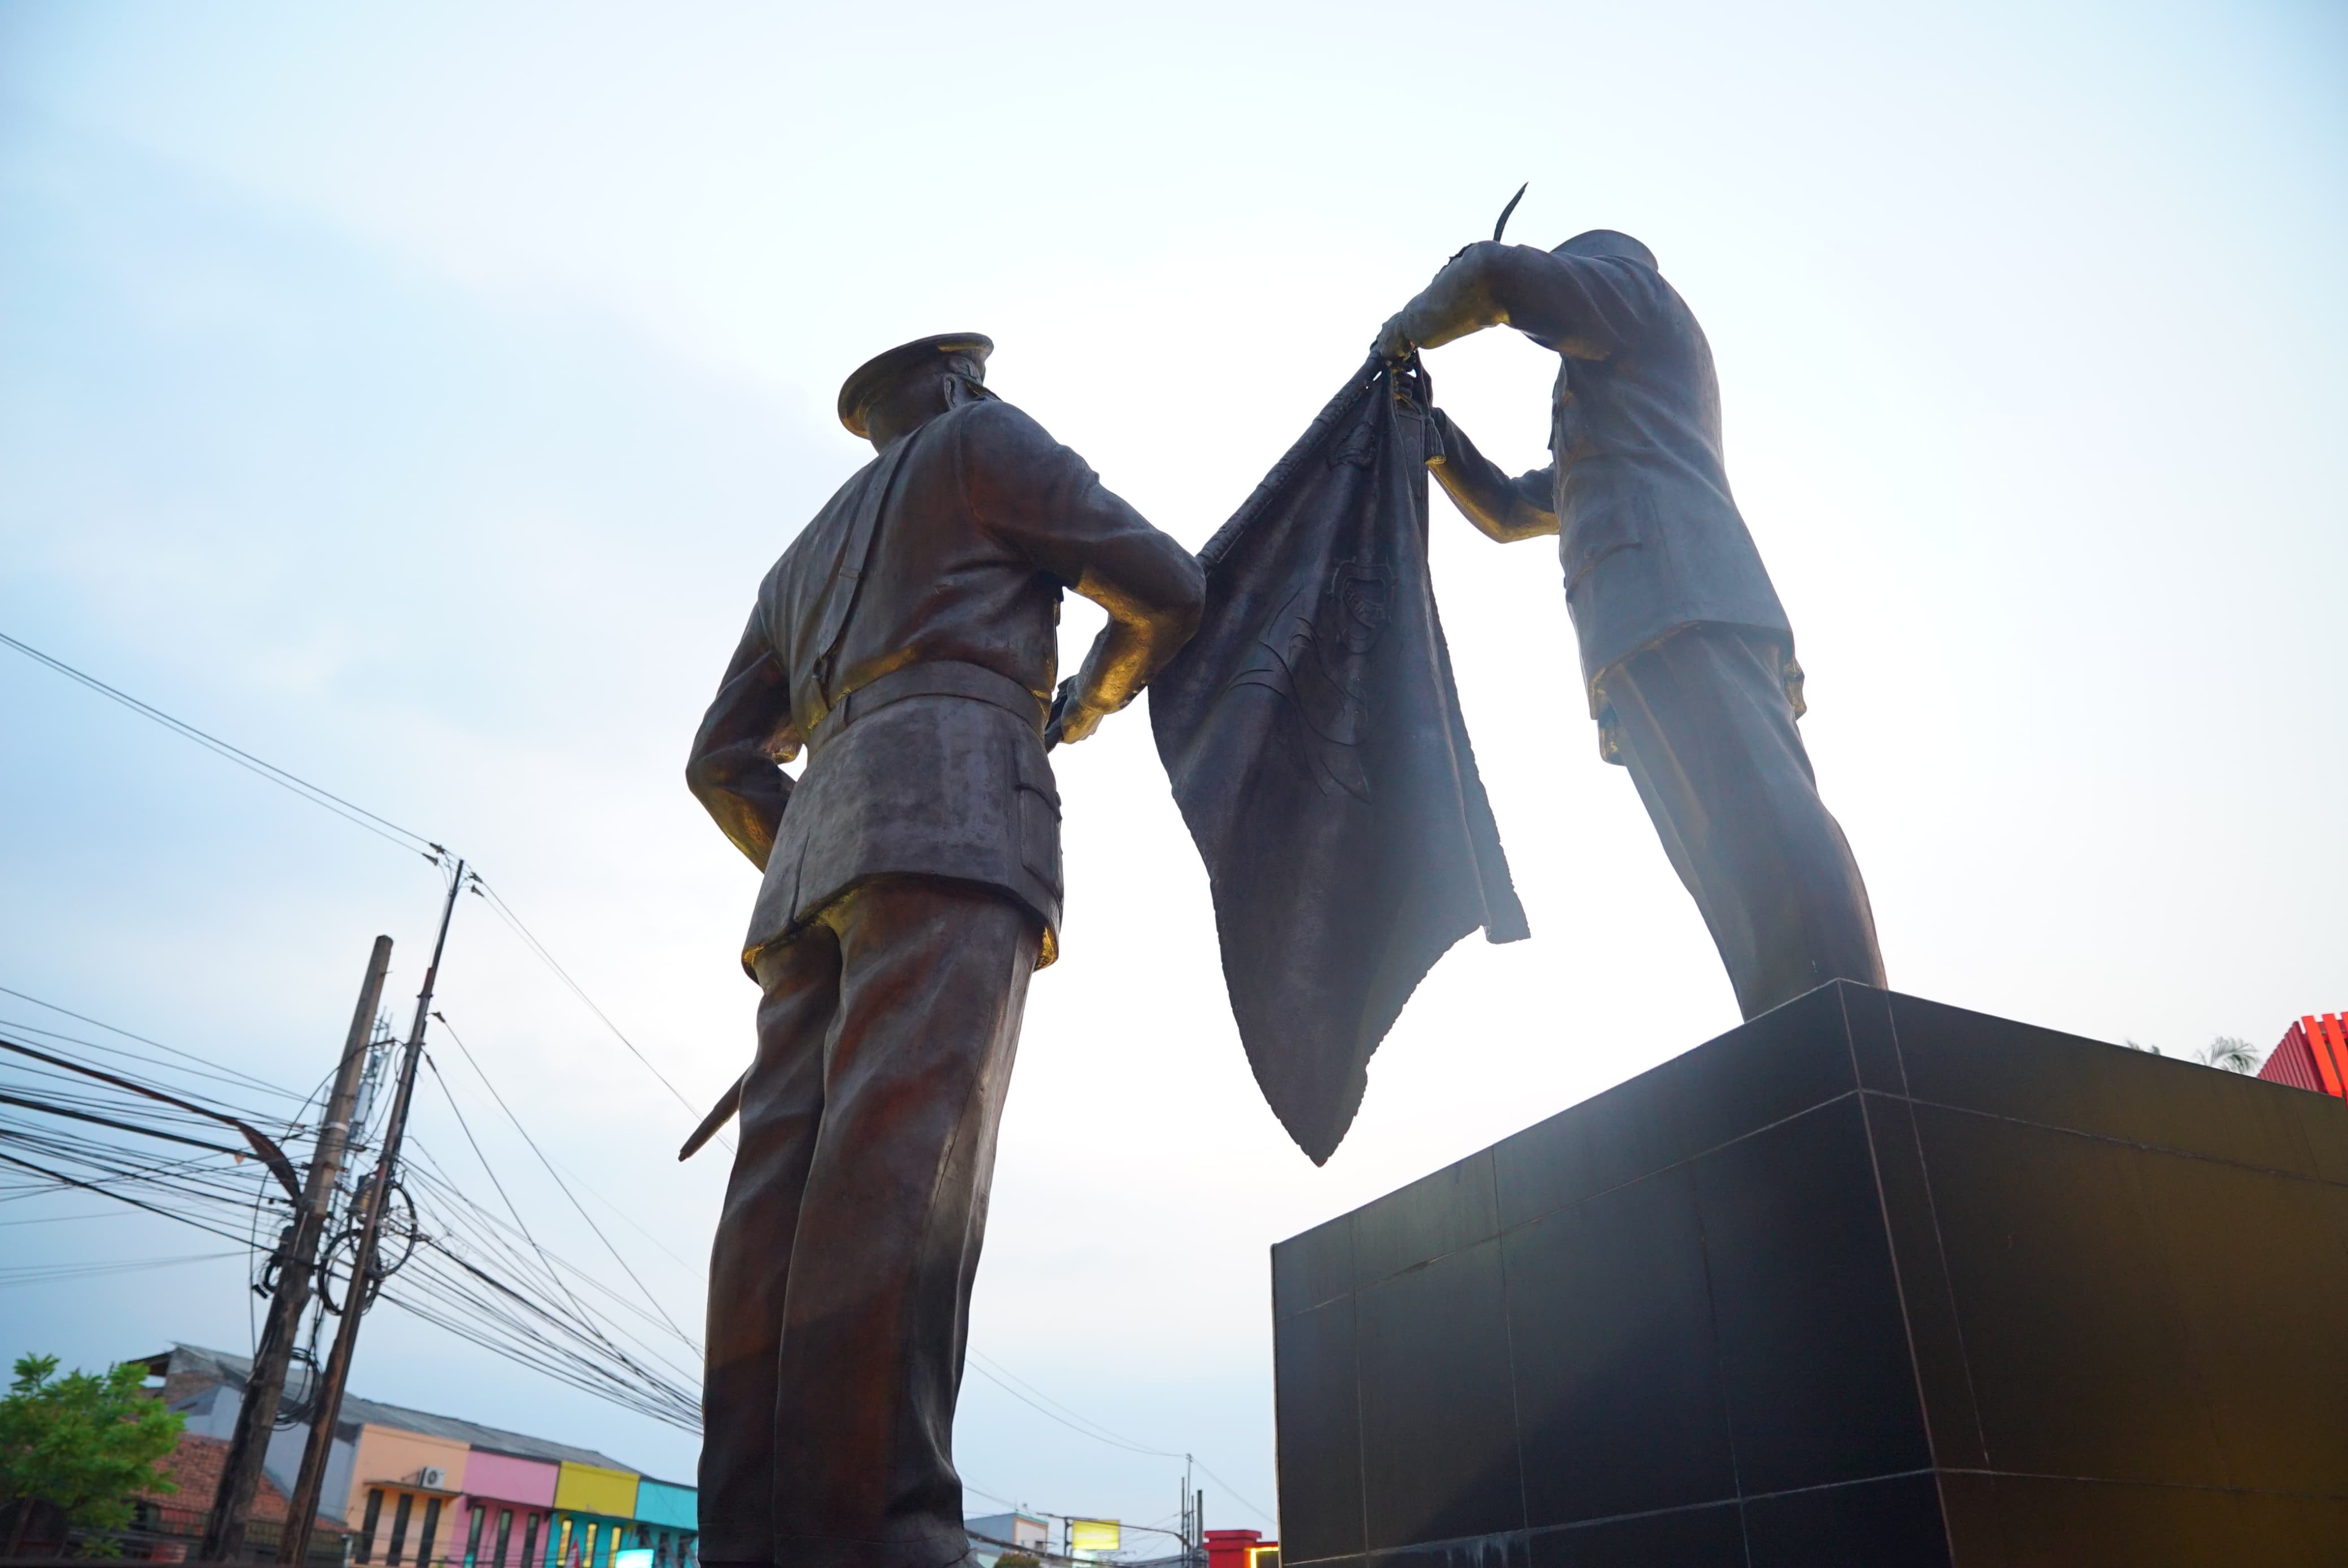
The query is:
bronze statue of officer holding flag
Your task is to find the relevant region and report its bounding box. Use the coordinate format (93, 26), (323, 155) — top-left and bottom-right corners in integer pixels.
(1377, 215), (1886, 1019)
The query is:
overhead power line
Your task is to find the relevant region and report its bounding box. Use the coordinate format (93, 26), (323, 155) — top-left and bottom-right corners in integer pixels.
(966, 1354), (1175, 1458)
(0, 1004), (699, 1431)
(963, 1351), (1275, 1527)
(4, 633), (726, 1154)
(430, 1015), (699, 1350)
(470, 879), (725, 1147)
(0, 1250), (247, 1290)
(395, 1152), (703, 1417)
(0, 984), (305, 1103)
(1, 629), (443, 861)
(0, 1149), (263, 1247)
(0, 1035), (301, 1199)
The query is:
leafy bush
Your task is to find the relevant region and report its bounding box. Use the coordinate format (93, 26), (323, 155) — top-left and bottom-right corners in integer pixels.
(0, 1355), (186, 1555)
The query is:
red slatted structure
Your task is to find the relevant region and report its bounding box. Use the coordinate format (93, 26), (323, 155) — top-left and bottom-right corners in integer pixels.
(2258, 1012), (2348, 1100)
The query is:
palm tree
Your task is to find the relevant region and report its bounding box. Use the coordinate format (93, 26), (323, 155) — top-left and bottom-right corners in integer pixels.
(2198, 1036), (2263, 1074)
(2120, 1037), (2264, 1074)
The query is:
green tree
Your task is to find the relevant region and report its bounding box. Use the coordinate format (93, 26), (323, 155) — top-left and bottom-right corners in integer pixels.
(0, 1354), (185, 1557)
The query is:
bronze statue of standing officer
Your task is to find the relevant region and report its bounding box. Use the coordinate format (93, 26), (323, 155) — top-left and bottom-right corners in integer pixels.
(1377, 229), (1886, 1018)
(686, 334), (1202, 1568)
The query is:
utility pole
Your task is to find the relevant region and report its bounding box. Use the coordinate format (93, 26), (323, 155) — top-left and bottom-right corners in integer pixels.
(280, 865), (467, 1566)
(203, 936), (395, 1563)
(1191, 1458), (1202, 1566)
(1182, 1460), (1201, 1568)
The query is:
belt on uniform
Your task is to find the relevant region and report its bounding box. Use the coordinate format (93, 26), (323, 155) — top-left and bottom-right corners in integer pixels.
(805, 659), (1046, 758)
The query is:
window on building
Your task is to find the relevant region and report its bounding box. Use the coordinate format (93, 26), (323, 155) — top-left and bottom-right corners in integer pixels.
(360, 1491), (386, 1565)
(553, 1519), (571, 1568)
(521, 1514), (541, 1568)
(420, 1498), (444, 1568)
(495, 1509), (515, 1568)
(389, 1493), (415, 1566)
(466, 1504), (487, 1568)
(580, 1522), (599, 1568)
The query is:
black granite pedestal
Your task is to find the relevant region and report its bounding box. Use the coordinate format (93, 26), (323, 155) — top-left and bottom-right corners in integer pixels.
(1270, 983), (2348, 1567)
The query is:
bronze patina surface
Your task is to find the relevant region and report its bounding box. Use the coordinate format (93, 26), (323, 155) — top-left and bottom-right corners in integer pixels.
(686, 333), (1201, 1568)
(1377, 232), (1885, 1017)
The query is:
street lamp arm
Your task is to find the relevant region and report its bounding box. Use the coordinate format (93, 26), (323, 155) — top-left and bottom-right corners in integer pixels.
(0, 1034), (304, 1201)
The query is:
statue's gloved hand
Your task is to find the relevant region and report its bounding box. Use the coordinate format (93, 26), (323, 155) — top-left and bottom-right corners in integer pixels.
(1044, 677), (1107, 749)
(1373, 311), (1416, 362)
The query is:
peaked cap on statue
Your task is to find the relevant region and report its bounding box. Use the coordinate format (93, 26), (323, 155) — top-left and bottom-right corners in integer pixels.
(837, 332), (995, 437)
(1552, 229), (1658, 269)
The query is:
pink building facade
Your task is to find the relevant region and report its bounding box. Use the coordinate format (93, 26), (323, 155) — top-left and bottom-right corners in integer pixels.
(443, 1451), (560, 1568)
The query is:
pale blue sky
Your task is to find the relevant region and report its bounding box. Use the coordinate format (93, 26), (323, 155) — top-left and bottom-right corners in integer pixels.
(3, 0), (2343, 1541)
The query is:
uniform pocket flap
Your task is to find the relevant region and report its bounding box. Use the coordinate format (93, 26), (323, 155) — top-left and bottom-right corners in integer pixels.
(1011, 730), (1062, 815)
(1561, 490), (1650, 588)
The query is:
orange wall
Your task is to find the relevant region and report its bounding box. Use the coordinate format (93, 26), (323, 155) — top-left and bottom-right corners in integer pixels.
(348, 1425), (472, 1562)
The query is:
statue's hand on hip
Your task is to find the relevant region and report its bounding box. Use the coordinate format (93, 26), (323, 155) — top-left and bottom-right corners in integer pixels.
(1045, 678), (1106, 749)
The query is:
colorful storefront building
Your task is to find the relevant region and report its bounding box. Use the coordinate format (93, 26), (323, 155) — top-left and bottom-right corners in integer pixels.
(144, 1345), (697, 1568)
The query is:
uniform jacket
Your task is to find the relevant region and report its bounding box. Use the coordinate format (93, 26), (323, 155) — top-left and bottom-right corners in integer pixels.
(1434, 251), (1791, 698)
(687, 396), (1202, 970)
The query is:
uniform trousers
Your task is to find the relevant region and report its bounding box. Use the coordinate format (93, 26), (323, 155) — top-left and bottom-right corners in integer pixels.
(699, 875), (1040, 1568)
(1599, 624), (1886, 1020)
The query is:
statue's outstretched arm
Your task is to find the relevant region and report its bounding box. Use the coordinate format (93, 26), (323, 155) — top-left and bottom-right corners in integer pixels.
(1378, 242), (1638, 361)
(1429, 408), (1558, 544)
(1377, 243), (1511, 358)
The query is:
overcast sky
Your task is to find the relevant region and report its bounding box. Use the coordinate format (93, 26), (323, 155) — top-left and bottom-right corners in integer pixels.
(3, 0), (2343, 1545)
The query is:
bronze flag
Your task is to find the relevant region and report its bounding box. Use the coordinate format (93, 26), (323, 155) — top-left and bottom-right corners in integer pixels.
(1150, 355), (1528, 1164)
